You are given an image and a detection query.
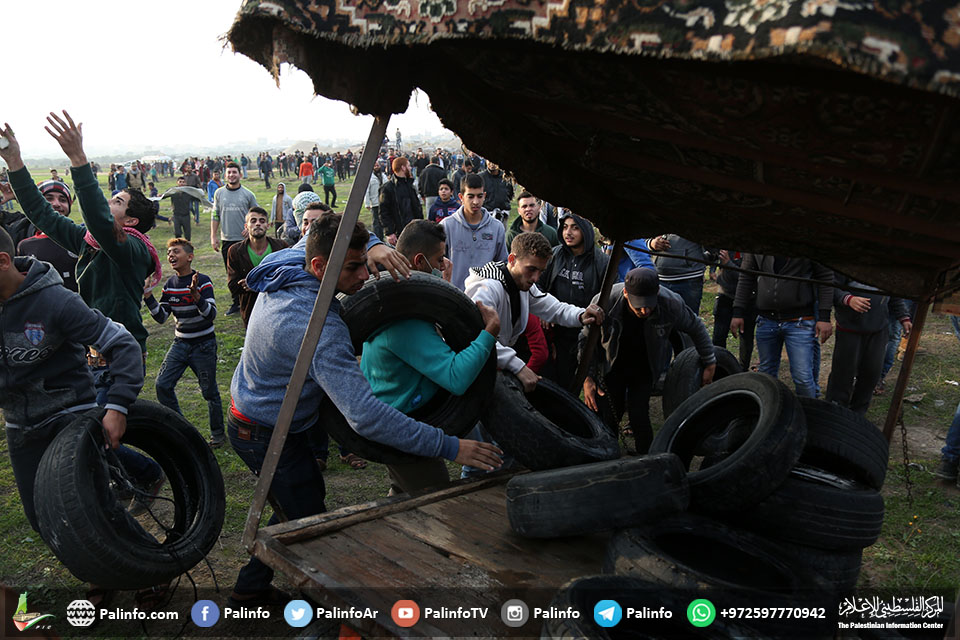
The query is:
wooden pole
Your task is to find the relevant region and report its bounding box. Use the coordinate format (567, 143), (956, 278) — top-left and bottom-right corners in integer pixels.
(242, 115), (390, 551)
(882, 300), (931, 443)
(570, 239), (624, 394)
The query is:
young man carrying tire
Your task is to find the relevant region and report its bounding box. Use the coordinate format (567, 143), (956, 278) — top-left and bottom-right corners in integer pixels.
(582, 267), (716, 453)
(227, 212), (503, 607)
(0, 226), (143, 607)
(360, 220), (501, 495)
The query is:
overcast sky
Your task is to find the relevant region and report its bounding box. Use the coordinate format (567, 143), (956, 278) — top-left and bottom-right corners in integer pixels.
(5, 0), (449, 160)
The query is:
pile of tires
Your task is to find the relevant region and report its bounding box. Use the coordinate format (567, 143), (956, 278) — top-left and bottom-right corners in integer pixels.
(34, 401), (225, 590)
(523, 373), (888, 639)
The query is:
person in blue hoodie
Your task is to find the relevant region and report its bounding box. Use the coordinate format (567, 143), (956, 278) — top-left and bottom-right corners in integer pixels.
(226, 212), (503, 606)
(440, 173), (508, 290)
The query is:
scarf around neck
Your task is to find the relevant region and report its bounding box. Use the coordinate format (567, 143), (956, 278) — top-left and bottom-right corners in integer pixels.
(83, 227), (163, 288)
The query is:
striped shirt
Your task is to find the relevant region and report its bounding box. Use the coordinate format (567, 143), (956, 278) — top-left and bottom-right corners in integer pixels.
(144, 271), (217, 341)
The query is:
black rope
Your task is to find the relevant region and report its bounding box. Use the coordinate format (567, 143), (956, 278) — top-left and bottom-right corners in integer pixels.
(623, 241), (941, 300)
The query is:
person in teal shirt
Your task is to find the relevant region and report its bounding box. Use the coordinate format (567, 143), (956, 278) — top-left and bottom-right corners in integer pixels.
(361, 220), (500, 494)
(318, 160), (338, 208)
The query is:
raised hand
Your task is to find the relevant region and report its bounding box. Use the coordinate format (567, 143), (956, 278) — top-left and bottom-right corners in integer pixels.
(0, 123), (25, 171)
(44, 111), (87, 167)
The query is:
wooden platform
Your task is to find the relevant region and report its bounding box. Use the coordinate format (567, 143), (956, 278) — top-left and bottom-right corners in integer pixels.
(250, 473), (608, 637)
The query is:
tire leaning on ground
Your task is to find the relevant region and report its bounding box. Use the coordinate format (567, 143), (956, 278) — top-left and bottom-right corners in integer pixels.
(648, 372), (806, 514)
(731, 465), (885, 551)
(506, 453), (689, 538)
(482, 373), (621, 470)
(541, 574), (768, 640)
(797, 397), (889, 490)
(661, 346), (743, 419)
(34, 401), (225, 590)
(603, 514), (835, 638)
(318, 271), (496, 464)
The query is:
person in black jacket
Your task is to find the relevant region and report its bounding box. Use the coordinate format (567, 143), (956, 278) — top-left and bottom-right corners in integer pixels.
(825, 276), (912, 414)
(379, 156), (423, 244)
(730, 255), (833, 398)
(418, 156), (446, 213)
(539, 210), (609, 389)
(479, 162), (513, 213)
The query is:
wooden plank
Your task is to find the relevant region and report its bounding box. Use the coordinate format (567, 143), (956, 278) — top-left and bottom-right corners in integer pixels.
(883, 300), (932, 442)
(266, 474), (512, 544)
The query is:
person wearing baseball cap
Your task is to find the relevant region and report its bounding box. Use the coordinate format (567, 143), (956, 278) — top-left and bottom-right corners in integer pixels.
(581, 266), (716, 452)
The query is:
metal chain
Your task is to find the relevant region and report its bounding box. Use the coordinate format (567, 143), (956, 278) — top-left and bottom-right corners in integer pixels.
(597, 373), (636, 455)
(898, 410), (915, 507)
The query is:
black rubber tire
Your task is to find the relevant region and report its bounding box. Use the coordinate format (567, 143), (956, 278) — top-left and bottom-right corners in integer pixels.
(648, 372), (806, 514)
(733, 465), (885, 551)
(777, 541), (862, 596)
(506, 453), (689, 538)
(541, 575), (767, 640)
(482, 372), (620, 470)
(34, 401), (225, 590)
(318, 271), (496, 464)
(603, 514), (835, 637)
(661, 346), (743, 419)
(798, 397), (889, 490)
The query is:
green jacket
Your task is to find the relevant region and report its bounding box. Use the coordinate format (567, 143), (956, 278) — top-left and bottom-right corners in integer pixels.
(506, 216), (560, 249)
(10, 164), (153, 351)
(318, 165), (336, 186)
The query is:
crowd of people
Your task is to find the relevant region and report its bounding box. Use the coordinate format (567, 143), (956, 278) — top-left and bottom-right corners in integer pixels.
(1, 111), (955, 613)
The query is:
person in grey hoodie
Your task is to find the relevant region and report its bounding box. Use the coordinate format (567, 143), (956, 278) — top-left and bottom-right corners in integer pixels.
(825, 276), (912, 414)
(440, 173), (508, 290)
(0, 228), (143, 533)
(226, 211), (502, 606)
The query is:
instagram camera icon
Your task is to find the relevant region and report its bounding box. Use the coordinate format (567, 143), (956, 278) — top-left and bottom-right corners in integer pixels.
(391, 600), (420, 627)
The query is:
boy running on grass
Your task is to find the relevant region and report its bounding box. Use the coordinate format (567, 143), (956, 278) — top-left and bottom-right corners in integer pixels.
(143, 238), (224, 447)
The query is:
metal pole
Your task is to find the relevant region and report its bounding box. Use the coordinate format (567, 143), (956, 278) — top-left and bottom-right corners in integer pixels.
(882, 300), (931, 443)
(242, 115), (390, 550)
(571, 239), (625, 394)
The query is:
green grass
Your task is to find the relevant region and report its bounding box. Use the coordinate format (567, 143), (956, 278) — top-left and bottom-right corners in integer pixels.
(1, 168), (957, 630)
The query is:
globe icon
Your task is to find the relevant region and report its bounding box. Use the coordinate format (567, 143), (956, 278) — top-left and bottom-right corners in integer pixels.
(66, 599), (97, 627)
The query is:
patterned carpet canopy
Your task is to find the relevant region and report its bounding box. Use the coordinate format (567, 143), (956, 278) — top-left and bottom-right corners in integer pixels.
(229, 0), (960, 298)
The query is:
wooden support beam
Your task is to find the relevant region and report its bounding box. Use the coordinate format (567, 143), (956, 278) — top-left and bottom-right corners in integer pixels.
(571, 239), (624, 394)
(242, 115), (390, 552)
(883, 300), (931, 443)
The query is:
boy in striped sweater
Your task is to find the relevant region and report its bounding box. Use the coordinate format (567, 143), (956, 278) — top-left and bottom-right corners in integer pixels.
(143, 238), (224, 447)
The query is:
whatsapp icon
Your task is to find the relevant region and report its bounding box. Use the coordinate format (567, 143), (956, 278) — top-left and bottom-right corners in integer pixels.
(686, 599), (715, 627)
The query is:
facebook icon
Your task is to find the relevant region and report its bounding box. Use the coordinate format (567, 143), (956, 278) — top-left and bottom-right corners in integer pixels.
(191, 600), (220, 627)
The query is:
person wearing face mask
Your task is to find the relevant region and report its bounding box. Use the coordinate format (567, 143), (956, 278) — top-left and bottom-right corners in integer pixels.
(360, 220), (501, 495)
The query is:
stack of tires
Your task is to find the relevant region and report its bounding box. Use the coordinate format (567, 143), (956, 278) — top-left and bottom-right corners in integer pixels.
(508, 373), (887, 639)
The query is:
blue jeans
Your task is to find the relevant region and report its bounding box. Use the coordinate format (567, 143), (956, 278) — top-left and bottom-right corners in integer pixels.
(155, 337), (224, 439)
(660, 277), (703, 314)
(754, 316), (817, 398)
(881, 317), (902, 381)
(229, 416), (326, 594)
(92, 363), (165, 487)
(944, 401), (960, 463)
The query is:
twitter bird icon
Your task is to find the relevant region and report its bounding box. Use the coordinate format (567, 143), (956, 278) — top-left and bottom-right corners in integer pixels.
(285, 599), (313, 628)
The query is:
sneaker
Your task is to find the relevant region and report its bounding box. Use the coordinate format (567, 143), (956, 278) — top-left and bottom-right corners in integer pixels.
(208, 436), (225, 449)
(225, 303), (240, 316)
(128, 473), (166, 516)
(933, 458), (959, 481)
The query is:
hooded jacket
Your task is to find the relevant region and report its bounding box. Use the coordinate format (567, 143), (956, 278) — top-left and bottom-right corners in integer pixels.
(833, 276), (910, 334)
(231, 246), (460, 460)
(583, 283), (715, 380)
(439, 207), (509, 290)
(539, 212), (608, 308)
(1, 257), (142, 428)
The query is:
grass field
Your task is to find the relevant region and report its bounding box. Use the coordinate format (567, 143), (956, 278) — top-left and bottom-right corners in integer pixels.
(1, 166), (958, 637)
